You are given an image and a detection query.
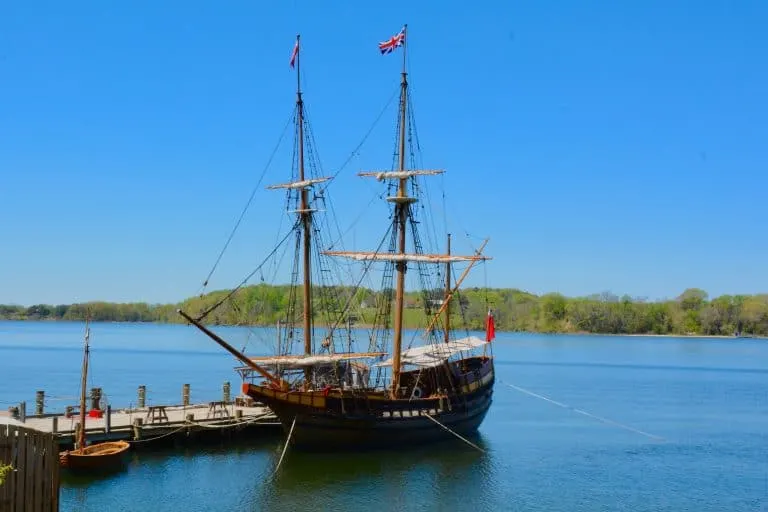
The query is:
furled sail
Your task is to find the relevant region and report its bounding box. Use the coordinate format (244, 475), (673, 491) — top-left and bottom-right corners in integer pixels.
(373, 336), (487, 369)
(238, 351), (387, 370)
(322, 251), (491, 263)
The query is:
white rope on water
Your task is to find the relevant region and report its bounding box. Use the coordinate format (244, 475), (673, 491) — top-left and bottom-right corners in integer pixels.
(424, 413), (485, 453)
(500, 380), (665, 442)
(273, 416), (297, 477)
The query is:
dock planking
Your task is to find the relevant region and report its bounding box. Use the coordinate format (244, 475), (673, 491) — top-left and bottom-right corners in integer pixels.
(21, 403), (280, 447)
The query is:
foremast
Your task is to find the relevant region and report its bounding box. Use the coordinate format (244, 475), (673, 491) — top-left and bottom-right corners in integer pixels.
(177, 34), (333, 392)
(444, 233), (451, 343)
(266, 35), (332, 386)
(295, 35), (313, 384)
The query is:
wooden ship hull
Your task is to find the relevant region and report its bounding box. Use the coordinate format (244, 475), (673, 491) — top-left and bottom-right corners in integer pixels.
(242, 356), (494, 450)
(59, 440), (130, 470)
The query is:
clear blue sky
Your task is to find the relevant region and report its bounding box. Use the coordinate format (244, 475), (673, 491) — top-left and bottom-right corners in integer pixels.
(1, 1), (767, 306)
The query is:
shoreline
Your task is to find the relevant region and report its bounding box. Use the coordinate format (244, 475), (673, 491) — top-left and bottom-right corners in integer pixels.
(1, 318), (765, 340)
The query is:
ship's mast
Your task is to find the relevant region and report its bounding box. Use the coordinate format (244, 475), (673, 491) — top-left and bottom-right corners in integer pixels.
(322, 25), (492, 396)
(295, 35), (314, 385)
(76, 317), (90, 451)
(391, 24), (409, 398)
(444, 233), (451, 343)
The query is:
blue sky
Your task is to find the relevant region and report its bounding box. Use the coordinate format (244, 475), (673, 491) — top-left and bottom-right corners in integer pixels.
(1, 1), (766, 306)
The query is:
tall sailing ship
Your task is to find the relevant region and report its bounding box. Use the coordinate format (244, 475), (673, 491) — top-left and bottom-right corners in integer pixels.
(180, 26), (496, 449)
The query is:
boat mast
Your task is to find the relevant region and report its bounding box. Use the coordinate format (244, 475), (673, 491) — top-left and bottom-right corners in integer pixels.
(444, 233), (451, 343)
(295, 35), (314, 384)
(323, 26), (492, 395)
(77, 317), (90, 451)
(391, 24), (409, 398)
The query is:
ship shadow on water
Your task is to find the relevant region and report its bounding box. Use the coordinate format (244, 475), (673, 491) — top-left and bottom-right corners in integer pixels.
(255, 433), (497, 510)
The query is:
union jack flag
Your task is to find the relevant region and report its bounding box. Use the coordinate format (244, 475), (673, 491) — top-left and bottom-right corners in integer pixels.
(378, 26), (405, 55)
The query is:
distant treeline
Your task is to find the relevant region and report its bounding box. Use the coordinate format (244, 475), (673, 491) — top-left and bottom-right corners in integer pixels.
(2, 285), (767, 337)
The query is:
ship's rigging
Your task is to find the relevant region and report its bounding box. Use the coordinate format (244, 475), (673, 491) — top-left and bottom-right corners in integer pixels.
(182, 26), (492, 403)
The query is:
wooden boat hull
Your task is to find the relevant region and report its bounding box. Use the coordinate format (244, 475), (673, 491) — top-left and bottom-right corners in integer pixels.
(59, 440), (131, 470)
(244, 356), (495, 450)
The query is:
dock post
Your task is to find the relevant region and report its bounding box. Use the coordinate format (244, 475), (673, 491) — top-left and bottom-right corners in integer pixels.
(235, 409), (243, 420)
(223, 381), (231, 403)
(182, 384), (190, 406)
(106, 405), (112, 434)
(90, 387), (102, 411)
(35, 390), (45, 416)
(133, 417), (143, 440)
(138, 385), (146, 408)
(52, 416), (58, 434)
(19, 401), (26, 422)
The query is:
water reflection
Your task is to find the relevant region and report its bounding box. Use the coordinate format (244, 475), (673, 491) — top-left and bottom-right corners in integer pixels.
(255, 434), (498, 511)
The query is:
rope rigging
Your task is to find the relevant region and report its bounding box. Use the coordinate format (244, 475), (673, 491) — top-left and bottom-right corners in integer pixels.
(195, 219), (300, 322)
(198, 111), (295, 295)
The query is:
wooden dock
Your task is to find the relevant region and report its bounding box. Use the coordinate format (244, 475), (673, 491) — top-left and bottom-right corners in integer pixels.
(18, 402), (281, 448)
(5, 381), (285, 450)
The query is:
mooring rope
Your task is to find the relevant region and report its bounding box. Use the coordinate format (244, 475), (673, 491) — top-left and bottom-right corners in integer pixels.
(273, 416), (297, 477)
(126, 412), (274, 444)
(424, 413), (485, 453)
(129, 424), (189, 444)
(187, 412), (274, 429)
(500, 380), (665, 442)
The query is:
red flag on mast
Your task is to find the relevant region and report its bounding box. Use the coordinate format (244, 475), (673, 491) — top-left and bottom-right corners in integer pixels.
(485, 309), (495, 342)
(289, 38), (299, 68)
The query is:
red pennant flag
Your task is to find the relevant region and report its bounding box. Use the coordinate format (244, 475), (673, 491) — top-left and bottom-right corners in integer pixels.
(289, 38), (299, 69)
(485, 309), (495, 342)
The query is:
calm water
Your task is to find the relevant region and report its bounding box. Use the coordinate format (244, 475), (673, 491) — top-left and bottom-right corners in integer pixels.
(1, 321), (767, 511)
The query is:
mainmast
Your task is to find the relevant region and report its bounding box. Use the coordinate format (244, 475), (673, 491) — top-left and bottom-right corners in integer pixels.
(76, 317), (90, 451)
(322, 25), (492, 398)
(391, 24), (409, 398)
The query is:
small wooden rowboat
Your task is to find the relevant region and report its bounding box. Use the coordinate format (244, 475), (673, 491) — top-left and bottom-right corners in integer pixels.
(59, 440), (130, 470)
(58, 319), (131, 471)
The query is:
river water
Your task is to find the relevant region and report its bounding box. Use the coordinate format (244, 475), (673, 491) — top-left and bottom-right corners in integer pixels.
(1, 321), (766, 511)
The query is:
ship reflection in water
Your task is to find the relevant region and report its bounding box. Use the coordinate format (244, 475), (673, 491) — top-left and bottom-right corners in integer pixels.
(259, 435), (495, 511)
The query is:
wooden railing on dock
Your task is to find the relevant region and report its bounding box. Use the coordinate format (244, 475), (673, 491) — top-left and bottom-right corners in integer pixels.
(0, 422), (59, 512)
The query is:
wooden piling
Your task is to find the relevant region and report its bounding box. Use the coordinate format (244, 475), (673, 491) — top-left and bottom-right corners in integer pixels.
(19, 401), (26, 422)
(182, 384), (190, 406)
(138, 385), (146, 408)
(132, 417), (143, 440)
(52, 416), (58, 434)
(235, 409), (243, 420)
(106, 405), (112, 433)
(223, 381), (231, 403)
(90, 387), (102, 411)
(35, 390), (45, 416)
